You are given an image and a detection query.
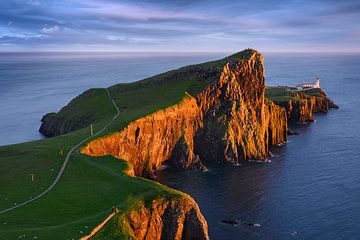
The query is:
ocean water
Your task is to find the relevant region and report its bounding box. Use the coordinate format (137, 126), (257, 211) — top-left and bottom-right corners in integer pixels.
(1, 52), (360, 239)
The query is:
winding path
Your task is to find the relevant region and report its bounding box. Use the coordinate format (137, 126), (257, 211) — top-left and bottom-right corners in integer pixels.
(0, 89), (120, 215)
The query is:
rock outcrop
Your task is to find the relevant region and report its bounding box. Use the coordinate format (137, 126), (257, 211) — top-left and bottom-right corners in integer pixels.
(81, 94), (203, 177)
(193, 55), (287, 163)
(81, 50), (288, 176)
(84, 196), (209, 240)
(39, 89), (97, 137)
(266, 99), (288, 145)
(99, 197), (209, 240)
(39, 112), (89, 137)
(39, 88), (113, 137)
(274, 89), (338, 123)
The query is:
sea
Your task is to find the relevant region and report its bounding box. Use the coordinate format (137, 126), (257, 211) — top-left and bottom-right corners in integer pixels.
(0, 52), (359, 239)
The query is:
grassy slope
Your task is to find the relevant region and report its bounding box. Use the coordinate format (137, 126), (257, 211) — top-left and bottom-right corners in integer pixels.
(297, 87), (328, 97)
(265, 86), (327, 102)
(265, 86), (298, 101)
(0, 154), (183, 239)
(44, 88), (116, 124)
(0, 89), (115, 210)
(0, 49), (257, 239)
(0, 86), (187, 239)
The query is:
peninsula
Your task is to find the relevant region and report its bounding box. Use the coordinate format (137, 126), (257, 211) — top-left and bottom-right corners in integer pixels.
(0, 49), (337, 239)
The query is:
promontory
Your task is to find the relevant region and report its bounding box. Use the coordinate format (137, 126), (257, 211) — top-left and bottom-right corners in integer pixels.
(0, 49), (337, 239)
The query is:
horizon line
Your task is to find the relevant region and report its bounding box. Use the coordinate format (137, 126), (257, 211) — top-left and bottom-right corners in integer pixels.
(1, 50), (360, 54)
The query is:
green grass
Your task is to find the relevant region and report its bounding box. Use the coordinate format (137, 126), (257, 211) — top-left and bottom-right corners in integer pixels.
(265, 86), (328, 102)
(297, 88), (326, 97)
(0, 49), (256, 238)
(0, 155), (183, 239)
(0, 83), (187, 238)
(265, 86), (298, 101)
(0, 89), (116, 210)
(45, 88), (115, 124)
(106, 78), (208, 133)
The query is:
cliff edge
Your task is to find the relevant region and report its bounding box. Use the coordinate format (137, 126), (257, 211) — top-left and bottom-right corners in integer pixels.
(266, 87), (338, 123)
(90, 197), (209, 240)
(81, 50), (288, 176)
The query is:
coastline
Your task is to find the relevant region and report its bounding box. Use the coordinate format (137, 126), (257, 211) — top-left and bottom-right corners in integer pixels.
(0, 49), (338, 239)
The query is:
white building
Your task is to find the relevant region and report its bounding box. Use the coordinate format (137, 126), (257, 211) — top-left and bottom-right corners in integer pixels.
(296, 78), (320, 90)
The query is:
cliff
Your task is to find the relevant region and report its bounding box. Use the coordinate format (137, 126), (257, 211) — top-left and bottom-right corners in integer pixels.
(81, 50), (288, 176)
(39, 112), (88, 137)
(90, 197), (209, 240)
(193, 55), (287, 163)
(39, 88), (116, 137)
(38, 50), (260, 138)
(266, 87), (338, 123)
(266, 99), (288, 145)
(81, 94), (203, 177)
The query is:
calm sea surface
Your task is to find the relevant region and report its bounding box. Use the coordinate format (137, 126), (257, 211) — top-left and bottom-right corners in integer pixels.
(1, 52), (359, 239)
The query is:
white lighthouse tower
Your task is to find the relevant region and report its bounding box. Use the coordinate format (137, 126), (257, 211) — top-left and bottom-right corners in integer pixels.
(314, 77), (320, 88)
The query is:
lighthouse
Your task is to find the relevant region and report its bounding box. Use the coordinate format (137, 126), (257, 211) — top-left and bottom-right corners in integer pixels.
(315, 77), (320, 88)
(296, 77), (321, 90)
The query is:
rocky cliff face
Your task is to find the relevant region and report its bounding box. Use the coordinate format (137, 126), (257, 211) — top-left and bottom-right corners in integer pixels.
(193, 54), (288, 163)
(266, 99), (288, 146)
(39, 112), (89, 137)
(38, 89), (107, 137)
(81, 51), (288, 176)
(101, 197), (209, 240)
(275, 89), (338, 123)
(81, 95), (203, 177)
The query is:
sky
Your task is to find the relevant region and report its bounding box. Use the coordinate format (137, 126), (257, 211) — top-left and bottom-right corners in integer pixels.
(0, 0), (359, 52)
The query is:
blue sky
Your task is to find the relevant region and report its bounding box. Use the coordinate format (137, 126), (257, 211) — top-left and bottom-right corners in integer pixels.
(0, 0), (359, 52)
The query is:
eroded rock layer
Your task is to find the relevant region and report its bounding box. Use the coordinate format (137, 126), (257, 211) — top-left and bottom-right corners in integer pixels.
(266, 99), (288, 146)
(81, 51), (288, 176)
(275, 89), (338, 123)
(81, 95), (203, 176)
(104, 197), (209, 240)
(39, 112), (88, 137)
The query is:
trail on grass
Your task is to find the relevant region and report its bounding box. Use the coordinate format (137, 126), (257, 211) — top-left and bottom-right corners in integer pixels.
(0, 89), (120, 215)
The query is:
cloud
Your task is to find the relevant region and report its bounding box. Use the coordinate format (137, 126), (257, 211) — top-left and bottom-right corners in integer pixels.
(26, 0), (41, 6)
(76, 1), (216, 25)
(320, 2), (360, 15)
(0, 0), (359, 52)
(41, 25), (61, 34)
(0, 32), (48, 44)
(106, 35), (126, 41)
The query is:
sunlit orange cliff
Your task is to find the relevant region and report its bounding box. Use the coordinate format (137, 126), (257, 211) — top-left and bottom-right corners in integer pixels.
(81, 51), (288, 176)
